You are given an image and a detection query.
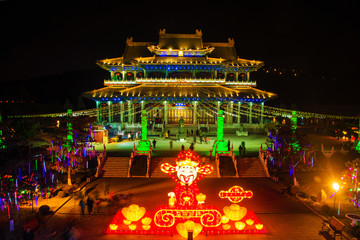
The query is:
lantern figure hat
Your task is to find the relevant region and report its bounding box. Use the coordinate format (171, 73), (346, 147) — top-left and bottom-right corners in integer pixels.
(161, 150), (213, 185)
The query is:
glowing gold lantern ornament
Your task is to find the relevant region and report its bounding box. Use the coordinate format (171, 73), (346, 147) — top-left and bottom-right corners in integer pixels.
(176, 220), (203, 239)
(142, 225), (151, 230)
(122, 204), (146, 222)
(123, 219), (131, 225)
(235, 222), (246, 230)
(223, 204), (247, 221)
(129, 224), (137, 230)
(222, 224), (231, 230)
(109, 224), (118, 231)
(141, 217), (152, 225)
(246, 219), (254, 225)
(221, 215), (230, 224)
(255, 224), (264, 230)
(196, 193), (206, 204)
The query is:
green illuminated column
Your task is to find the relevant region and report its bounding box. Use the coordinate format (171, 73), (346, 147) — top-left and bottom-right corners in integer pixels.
(290, 110), (301, 152)
(229, 102), (233, 124)
(217, 110), (224, 141)
(64, 109), (74, 151)
(193, 101), (197, 125)
(128, 101), (132, 124)
(216, 101), (220, 124)
(356, 118), (360, 152)
(164, 101), (168, 124)
(213, 110), (228, 154)
(96, 101), (100, 122)
(137, 110), (150, 152)
(238, 101), (242, 125)
(249, 102), (253, 125)
(120, 101), (124, 123)
(260, 102), (264, 126)
(108, 101), (112, 123)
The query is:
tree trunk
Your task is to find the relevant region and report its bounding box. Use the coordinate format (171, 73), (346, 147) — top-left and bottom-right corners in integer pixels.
(67, 165), (72, 186)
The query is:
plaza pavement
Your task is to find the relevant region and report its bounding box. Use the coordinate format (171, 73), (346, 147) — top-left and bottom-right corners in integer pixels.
(10, 133), (349, 240)
(33, 177), (326, 240)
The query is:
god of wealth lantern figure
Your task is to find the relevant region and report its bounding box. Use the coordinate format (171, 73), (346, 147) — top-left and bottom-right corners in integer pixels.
(161, 150), (213, 207)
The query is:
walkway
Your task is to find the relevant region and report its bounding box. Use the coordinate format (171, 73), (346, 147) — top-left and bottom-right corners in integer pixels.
(33, 178), (324, 240)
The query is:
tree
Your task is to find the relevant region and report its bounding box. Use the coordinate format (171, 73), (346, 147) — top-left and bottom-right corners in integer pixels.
(266, 112), (312, 186)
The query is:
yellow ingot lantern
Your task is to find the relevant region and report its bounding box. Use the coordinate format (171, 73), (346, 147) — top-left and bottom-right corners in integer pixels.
(246, 219), (254, 226)
(176, 220), (203, 239)
(196, 193), (206, 204)
(235, 222), (246, 230)
(223, 204), (247, 221)
(141, 217), (152, 225)
(123, 219), (131, 225)
(255, 224), (264, 230)
(122, 204), (146, 222)
(221, 215), (230, 224)
(109, 224), (118, 231)
(222, 224), (231, 230)
(142, 225), (151, 230)
(129, 224), (137, 230)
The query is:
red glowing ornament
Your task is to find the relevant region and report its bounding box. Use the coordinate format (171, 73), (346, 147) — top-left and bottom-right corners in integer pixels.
(219, 186), (253, 203)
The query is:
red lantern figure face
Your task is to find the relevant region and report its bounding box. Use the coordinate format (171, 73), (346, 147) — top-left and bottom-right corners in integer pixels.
(177, 165), (197, 184)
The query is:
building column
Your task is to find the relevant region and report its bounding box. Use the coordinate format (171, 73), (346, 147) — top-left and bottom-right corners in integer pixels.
(193, 101), (197, 125)
(229, 101), (233, 124)
(260, 102), (264, 126)
(216, 101), (220, 124)
(226, 103), (229, 123)
(163, 101), (168, 124)
(246, 72), (250, 82)
(120, 101), (124, 123)
(238, 101), (242, 125)
(96, 101), (100, 123)
(108, 101), (112, 123)
(249, 102), (253, 125)
(128, 101), (132, 124)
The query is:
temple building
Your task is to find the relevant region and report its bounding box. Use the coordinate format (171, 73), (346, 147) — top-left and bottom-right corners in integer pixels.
(83, 29), (276, 128)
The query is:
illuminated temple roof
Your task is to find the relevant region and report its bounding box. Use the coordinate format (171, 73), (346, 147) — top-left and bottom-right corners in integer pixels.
(97, 29), (264, 69)
(84, 29), (277, 103)
(83, 85), (275, 102)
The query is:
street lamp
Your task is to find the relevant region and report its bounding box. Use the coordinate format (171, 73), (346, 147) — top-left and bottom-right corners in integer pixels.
(332, 182), (340, 214)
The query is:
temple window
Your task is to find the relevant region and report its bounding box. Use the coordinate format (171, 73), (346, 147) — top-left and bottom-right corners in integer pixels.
(125, 72), (134, 80)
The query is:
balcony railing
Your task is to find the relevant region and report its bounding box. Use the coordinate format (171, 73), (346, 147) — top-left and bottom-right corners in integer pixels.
(104, 78), (256, 86)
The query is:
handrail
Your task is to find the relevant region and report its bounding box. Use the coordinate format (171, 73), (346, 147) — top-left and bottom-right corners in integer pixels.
(215, 153), (221, 178)
(95, 145), (107, 177)
(258, 148), (270, 177)
(128, 152), (134, 178)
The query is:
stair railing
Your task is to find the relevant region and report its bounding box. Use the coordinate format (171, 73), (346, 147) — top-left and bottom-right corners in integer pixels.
(258, 148), (270, 177)
(127, 152), (134, 178)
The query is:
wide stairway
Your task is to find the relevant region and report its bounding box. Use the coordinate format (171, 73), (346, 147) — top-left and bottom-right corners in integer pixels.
(150, 157), (174, 178)
(236, 157), (267, 177)
(219, 156), (237, 177)
(102, 157), (129, 178)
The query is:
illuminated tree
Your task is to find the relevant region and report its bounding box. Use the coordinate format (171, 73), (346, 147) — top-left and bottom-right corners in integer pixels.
(266, 112), (311, 185)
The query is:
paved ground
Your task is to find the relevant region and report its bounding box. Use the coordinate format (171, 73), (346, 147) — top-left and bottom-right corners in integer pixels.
(95, 133), (267, 158)
(30, 177), (325, 240)
(5, 132), (349, 240)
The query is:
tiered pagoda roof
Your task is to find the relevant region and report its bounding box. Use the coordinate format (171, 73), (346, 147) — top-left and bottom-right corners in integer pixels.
(84, 29), (276, 103)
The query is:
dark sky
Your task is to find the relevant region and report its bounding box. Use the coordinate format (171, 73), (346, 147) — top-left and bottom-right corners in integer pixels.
(1, 0), (359, 95)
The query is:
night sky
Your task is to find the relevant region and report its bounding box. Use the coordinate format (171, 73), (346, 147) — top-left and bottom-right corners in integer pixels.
(1, 0), (359, 110)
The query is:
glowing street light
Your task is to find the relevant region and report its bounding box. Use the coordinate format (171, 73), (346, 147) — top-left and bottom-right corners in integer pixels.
(333, 182), (340, 191)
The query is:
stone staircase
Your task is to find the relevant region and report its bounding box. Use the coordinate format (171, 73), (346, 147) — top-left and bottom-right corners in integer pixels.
(150, 157), (175, 178)
(102, 157), (129, 178)
(236, 157), (267, 177)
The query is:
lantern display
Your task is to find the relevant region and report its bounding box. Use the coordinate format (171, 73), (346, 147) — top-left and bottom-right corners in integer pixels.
(246, 219), (254, 226)
(235, 222), (246, 230)
(223, 204), (247, 221)
(122, 204), (146, 221)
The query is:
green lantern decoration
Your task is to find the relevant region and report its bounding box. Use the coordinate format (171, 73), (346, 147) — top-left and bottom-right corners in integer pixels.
(213, 110), (228, 155)
(137, 110), (150, 152)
